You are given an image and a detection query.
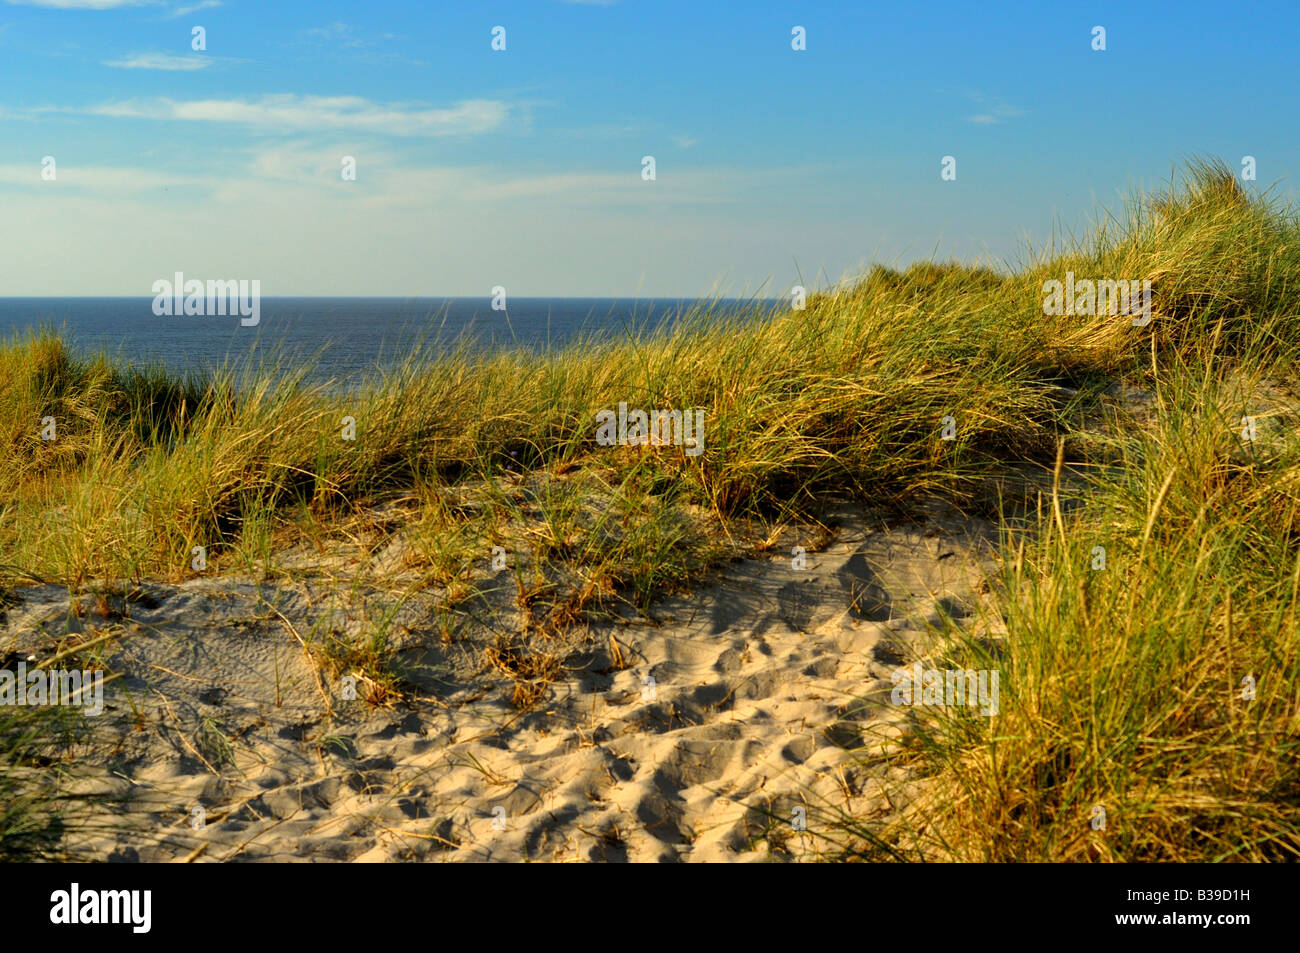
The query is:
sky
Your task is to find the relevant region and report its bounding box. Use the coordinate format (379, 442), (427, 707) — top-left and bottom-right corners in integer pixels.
(1, 0), (1298, 297)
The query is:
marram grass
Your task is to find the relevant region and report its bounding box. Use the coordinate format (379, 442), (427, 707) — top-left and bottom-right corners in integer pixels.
(2, 158), (1298, 860)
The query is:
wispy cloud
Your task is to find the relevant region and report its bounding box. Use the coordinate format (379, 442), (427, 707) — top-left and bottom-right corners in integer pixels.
(0, 144), (813, 212)
(5, 0), (143, 8)
(301, 21), (362, 46)
(169, 0), (221, 16)
(968, 108), (1023, 125)
(0, 162), (210, 191)
(672, 134), (699, 149)
(104, 52), (213, 71)
(296, 20), (425, 66)
(962, 92), (1025, 125)
(73, 94), (510, 136)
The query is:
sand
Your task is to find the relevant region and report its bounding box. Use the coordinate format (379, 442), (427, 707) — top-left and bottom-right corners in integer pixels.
(3, 500), (1002, 862)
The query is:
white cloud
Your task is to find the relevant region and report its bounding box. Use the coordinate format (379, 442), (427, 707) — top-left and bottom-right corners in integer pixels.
(169, 1), (221, 16)
(295, 20), (423, 64)
(302, 21), (356, 44)
(0, 146), (846, 296)
(5, 0), (143, 8)
(962, 92), (1025, 125)
(0, 163), (210, 191)
(207, 150), (816, 211)
(0, 146), (811, 211)
(672, 135), (699, 149)
(104, 52), (213, 70)
(78, 94), (510, 136)
(0, 183), (883, 297)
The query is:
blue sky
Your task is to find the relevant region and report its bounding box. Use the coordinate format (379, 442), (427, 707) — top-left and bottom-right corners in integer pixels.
(2, 0), (1298, 296)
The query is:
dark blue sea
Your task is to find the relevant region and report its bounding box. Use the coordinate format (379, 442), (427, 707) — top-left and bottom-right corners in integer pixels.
(0, 297), (775, 384)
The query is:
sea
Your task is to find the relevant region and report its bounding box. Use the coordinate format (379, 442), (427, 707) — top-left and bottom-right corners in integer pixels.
(0, 297), (776, 385)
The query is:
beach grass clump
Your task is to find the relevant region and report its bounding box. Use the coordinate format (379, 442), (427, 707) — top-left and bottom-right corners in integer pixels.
(831, 355), (1300, 861)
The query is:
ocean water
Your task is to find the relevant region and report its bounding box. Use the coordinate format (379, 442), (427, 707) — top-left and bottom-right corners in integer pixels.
(0, 297), (775, 384)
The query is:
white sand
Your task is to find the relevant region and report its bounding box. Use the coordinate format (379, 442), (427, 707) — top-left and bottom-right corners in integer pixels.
(4, 501), (1000, 862)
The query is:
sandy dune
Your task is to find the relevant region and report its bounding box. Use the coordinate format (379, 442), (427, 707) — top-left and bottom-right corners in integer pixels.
(4, 501), (1001, 862)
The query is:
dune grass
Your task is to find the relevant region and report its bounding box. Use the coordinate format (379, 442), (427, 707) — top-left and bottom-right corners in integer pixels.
(2, 157), (1298, 860)
(818, 351), (1300, 861)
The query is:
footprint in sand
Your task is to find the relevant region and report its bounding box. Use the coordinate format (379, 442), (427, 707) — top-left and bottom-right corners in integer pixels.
(837, 549), (893, 622)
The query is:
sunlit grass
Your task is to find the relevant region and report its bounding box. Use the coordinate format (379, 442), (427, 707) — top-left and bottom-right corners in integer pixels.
(3, 158), (1298, 860)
